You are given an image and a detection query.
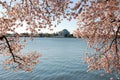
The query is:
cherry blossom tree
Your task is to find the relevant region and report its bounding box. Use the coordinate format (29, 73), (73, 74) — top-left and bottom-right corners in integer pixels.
(0, 1), (119, 79)
(0, 0), (72, 71)
(73, 0), (120, 78)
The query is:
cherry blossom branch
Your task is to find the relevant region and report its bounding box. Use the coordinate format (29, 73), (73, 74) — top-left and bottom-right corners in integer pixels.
(0, 40), (14, 45)
(114, 26), (120, 53)
(1, 35), (25, 64)
(2, 35), (16, 62)
(101, 26), (120, 54)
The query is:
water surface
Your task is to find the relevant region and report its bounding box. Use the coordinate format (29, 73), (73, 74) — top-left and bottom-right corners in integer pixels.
(0, 38), (116, 80)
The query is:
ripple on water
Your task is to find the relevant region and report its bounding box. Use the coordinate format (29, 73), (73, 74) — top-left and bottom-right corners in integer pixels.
(0, 38), (117, 80)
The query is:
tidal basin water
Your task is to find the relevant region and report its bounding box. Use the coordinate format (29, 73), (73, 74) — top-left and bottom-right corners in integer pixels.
(0, 38), (117, 80)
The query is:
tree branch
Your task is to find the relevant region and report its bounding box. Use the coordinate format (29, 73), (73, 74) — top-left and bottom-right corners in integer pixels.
(0, 40), (14, 45)
(114, 26), (120, 53)
(102, 26), (120, 54)
(0, 35), (25, 63)
(2, 35), (16, 62)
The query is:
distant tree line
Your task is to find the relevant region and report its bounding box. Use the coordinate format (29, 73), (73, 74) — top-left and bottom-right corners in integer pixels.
(6, 29), (74, 38)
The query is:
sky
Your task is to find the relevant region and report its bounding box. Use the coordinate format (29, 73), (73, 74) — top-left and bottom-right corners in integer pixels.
(0, 0), (79, 34)
(35, 19), (77, 34)
(15, 18), (78, 34)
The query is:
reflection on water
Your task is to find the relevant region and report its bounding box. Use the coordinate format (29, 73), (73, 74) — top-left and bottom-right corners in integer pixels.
(0, 38), (116, 80)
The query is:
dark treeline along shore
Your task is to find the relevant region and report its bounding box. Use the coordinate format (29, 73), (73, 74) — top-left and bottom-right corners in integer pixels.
(6, 29), (75, 38)
(6, 28), (119, 38)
